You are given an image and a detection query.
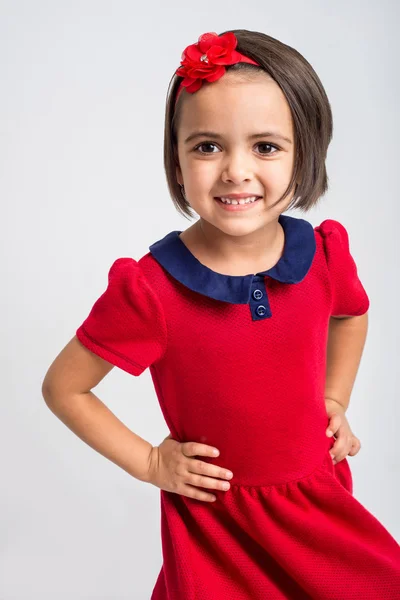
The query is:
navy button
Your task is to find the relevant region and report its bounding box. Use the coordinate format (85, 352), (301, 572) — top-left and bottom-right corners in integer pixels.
(256, 305), (266, 316)
(252, 289), (263, 300)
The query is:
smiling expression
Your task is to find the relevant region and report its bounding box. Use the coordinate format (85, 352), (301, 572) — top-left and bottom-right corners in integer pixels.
(175, 71), (299, 237)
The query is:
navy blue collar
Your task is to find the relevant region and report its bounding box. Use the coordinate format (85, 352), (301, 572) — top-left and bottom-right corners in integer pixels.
(149, 214), (316, 304)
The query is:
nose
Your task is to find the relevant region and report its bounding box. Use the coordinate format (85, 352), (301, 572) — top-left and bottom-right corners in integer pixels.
(221, 149), (254, 185)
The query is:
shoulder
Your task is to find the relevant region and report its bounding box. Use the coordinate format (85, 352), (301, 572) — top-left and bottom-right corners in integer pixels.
(314, 219), (353, 260)
(314, 218), (350, 244)
(313, 219), (369, 317)
(102, 257), (146, 302)
(107, 256), (142, 279)
(76, 255), (167, 376)
(106, 256), (158, 297)
(102, 256), (168, 327)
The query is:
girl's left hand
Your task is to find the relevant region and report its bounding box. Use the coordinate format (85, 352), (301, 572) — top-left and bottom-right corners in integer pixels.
(325, 398), (361, 464)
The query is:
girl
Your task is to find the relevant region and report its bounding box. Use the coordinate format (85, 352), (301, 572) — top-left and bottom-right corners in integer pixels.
(42, 29), (400, 599)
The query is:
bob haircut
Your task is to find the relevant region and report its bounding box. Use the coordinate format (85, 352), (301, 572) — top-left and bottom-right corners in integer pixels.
(164, 29), (333, 220)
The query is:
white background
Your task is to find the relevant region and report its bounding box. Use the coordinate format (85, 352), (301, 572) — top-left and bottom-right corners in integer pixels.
(1, 1), (399, 598)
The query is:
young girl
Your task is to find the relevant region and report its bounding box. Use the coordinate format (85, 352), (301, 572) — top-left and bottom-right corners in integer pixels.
(42, 29), (400, 599)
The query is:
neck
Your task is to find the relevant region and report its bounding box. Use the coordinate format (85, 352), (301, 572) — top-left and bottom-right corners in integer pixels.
(180, 218), (285, 276)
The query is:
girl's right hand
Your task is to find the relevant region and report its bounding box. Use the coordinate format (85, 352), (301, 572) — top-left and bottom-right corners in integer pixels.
(146, 433), (233, 502)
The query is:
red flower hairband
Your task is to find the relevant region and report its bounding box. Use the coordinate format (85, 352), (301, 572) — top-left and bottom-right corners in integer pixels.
(174, 32), (259, 103)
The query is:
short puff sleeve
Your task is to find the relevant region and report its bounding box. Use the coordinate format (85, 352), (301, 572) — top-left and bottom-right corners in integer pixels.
(317, 219), (370, 317)
(76, 258), (167, 376)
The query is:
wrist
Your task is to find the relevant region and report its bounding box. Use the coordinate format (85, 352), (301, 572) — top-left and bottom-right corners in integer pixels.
(325, 397), (347, 414)
(142, 445), (159, 484)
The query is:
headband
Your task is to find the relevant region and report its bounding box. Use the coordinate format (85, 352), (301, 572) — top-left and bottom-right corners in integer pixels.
(174, 32), (260, 105)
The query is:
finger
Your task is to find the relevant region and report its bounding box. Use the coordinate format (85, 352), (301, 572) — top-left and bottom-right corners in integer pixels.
(182, 441), (220, 458)
(330, 436), (353, 463)
(348, 436), (361, 456)
(326, 413), (342, 437)
(188, 458), (233, 482)
(189, 471), (232, 492)
(183, 483), (218, 502)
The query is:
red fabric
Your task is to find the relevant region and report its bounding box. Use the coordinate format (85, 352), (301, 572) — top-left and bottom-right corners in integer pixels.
(76, 219), (400, 599)
(316, 219), (370, 317)
(76, 258), (167, 376)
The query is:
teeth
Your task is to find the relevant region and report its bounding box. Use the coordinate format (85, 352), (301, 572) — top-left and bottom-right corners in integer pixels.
(219, 196), (259, 205)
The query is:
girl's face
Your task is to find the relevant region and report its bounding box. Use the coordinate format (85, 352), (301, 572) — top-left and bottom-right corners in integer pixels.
(175, 72), (298, 237)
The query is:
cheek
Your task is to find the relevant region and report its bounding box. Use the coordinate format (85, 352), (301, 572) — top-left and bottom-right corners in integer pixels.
(186, 161), (216, 186)
(261, 161), (292, 185)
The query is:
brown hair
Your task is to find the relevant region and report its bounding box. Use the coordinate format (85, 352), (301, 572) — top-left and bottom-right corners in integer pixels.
(164, 29), (333, 220)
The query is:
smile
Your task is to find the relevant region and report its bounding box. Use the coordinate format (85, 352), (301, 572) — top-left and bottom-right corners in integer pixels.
(214, 196), (262, 211)
(217, 196), (261, 205)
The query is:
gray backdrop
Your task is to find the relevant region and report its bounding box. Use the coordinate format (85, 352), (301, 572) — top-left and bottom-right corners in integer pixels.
(1, 1), (398, 598)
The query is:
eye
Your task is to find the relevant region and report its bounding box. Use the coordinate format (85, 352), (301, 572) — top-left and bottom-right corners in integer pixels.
(192, 141), (280, 155)
(193, 142), (219, 154)
(255, 143), (280, 155)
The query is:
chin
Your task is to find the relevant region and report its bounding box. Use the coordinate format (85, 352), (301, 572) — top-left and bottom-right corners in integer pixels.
(210, 218), (266, 238)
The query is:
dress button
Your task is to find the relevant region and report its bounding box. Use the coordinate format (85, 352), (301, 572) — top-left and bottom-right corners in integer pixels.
(252, 289), (263, 300)
(256, 305), (266, 316)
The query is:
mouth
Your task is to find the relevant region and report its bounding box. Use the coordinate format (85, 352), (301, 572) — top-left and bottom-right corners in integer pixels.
(214, 196), (262, 210)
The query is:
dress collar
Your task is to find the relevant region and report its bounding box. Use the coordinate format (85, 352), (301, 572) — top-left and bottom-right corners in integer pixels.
(149, 214), (316, 304)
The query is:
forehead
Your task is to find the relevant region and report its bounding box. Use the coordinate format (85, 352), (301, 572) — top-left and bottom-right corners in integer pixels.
(177, 73), (293, 136)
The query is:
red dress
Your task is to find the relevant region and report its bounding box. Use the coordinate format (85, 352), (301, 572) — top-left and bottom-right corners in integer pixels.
(76, 215), (400, 599)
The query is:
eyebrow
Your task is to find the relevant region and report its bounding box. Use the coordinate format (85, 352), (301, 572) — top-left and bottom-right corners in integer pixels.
(183, 130), (293, 145)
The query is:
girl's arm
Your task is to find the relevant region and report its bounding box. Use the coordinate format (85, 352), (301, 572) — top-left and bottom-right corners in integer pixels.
(324, 312), (369, 412)
(42, 336), (153, 482)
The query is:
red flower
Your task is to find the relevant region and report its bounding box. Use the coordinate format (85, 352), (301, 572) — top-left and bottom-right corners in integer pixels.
(175, 32), (257, 94)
